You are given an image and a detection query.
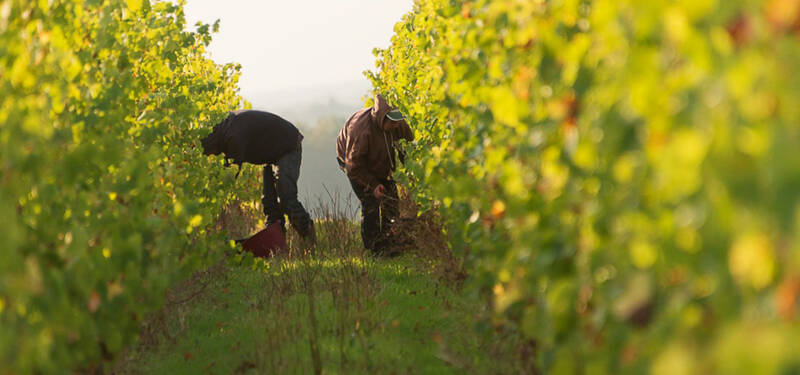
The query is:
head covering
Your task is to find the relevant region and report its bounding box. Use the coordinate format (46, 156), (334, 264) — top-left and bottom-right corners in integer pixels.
(370, 94), (391, 122)
(386, 109), (405, 121)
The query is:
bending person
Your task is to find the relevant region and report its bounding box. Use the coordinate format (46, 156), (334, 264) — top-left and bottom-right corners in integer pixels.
(201, 109), (315, 245)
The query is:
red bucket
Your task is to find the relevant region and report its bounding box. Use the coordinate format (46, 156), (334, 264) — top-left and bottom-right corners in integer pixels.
(239, 222), (288, 258)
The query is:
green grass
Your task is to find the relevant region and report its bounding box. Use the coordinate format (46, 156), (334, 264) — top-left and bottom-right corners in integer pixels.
(114, 201), (535, 374)
(116, 248), (496, 374)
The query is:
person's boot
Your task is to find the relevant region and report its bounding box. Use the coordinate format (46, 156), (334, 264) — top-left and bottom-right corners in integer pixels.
(297, 221), (316, 249)
(370, 233), (401, 258)
(306, 222), (317, 247)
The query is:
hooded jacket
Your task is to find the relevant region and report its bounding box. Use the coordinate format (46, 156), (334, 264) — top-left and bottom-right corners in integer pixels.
(201, 110), (302, 172)
(336, 94), (414, 192)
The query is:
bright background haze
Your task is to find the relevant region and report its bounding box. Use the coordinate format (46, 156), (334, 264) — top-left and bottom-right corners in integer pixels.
(183, 0), (414, 206)
(184, 0), (413, 117)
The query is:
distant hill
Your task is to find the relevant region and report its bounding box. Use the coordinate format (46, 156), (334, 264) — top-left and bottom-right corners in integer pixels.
(244, 80), (370, 129)
(243, 81), (372, 216)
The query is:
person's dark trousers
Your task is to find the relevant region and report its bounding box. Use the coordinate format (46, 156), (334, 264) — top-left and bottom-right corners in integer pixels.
(347, 177), (399, 253)
(261, 146), (313, 238)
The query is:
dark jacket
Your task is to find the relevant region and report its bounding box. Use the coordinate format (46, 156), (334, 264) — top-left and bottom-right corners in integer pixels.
(336, 94), (413, 191)
(201, 110), (302, 170)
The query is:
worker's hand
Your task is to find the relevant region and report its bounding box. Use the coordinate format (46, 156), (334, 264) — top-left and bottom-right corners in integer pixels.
(373, 184), (386, 199)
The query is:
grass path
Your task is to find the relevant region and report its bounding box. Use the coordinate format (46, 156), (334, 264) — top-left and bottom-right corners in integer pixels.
(116, 249), (495, 374)
(114, 201), (535, 374)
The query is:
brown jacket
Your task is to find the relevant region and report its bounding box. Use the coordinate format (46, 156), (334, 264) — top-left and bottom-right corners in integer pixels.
(336, 94), (414, 191)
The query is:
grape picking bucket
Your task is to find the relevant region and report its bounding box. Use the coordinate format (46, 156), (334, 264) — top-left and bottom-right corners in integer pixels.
(237, 222), (288, 258)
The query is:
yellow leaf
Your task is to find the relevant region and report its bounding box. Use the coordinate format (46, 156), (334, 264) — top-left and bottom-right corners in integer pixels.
(631, 240), (658, 269)
(491, 200), (506, 218)
(126, 0), (142, 12)
(729, 232), (774, 289)
(489, 87), (527, 128)
(173, 201), (183, 216)
(652, 343), (693, 375)
(189, 214), (203, 228)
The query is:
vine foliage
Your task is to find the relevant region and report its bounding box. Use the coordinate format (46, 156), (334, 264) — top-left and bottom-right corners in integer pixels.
(0, 0), (260, 372)
(370, 0), (800, 372)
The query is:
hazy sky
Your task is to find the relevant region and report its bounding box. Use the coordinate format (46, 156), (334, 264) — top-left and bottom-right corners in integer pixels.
(183, 0), (414, 99)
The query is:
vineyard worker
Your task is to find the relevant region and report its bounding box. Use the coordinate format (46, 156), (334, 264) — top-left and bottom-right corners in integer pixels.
(201, 110), (315, 245)
(336, 94), (413, 255)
